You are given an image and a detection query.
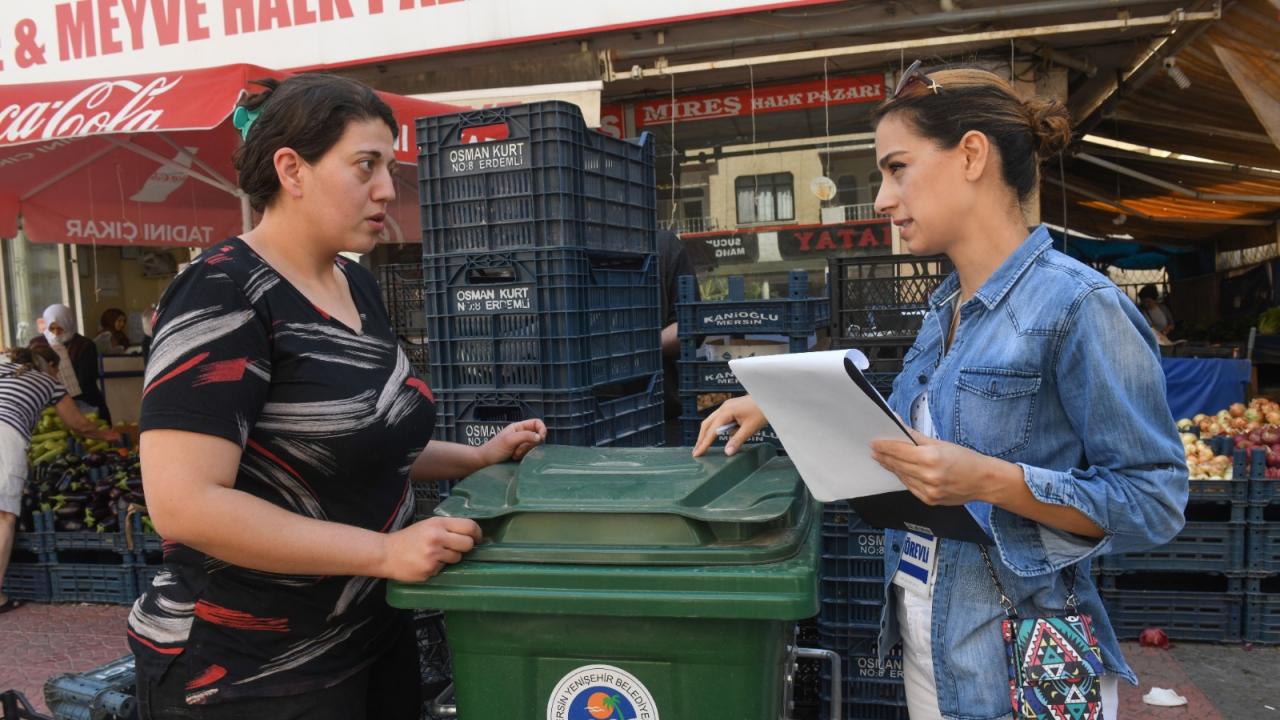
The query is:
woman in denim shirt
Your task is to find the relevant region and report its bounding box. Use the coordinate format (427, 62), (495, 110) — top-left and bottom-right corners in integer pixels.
(694, 65), (1187, 719)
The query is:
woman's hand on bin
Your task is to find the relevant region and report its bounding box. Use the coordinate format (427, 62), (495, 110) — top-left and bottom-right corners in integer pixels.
(692, 396), (767, 458)
(381, 517), (483, 582)
(478, 419), (547, 466)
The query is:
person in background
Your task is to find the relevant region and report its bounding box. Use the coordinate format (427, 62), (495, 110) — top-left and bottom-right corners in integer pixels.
(1137, 284), (1174, 336)
(657, 230), (698, 445)
(94, 308), (132, 355)
(0, 344), (120, 613)
(37, 304), (111, 425)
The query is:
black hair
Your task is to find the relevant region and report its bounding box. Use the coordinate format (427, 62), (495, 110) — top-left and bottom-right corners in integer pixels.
(232, 74), (398, 212)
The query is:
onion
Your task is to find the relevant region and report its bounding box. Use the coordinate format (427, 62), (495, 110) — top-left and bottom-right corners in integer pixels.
(1267, 449), (1280, 468)
(1208, 423), (1224, 436)
(1267, 412), (1280, 425)
(1249, 429), (1264, 444)
(1230, 403), (1247, 417)
(1193, 413), (1208, 424)
(1236, 435), (1252, 449)
(1262, 427), (1280, 445)
(1139, 628), (1170, 649)
(1232, 417), (1248, 430)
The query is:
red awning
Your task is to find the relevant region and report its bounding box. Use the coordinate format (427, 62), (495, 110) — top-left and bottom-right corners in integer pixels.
(0, 64), (458, 247)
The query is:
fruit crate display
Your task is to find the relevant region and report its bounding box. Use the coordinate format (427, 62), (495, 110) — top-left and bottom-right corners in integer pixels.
(433, 375), (664, 449)
(43, 655), (136, 720)
(378, 262), (428, 333)
(424, 248), (661, 391)
(829, 253), (952, 343)
(417, 100), (655, 256)
(676, 272), (829, 337)
(1099, 571), (1244, 643)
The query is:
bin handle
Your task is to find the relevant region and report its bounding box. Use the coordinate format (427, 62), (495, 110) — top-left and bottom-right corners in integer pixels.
(430, 684), (458, 718)
(793, 646), (842, 720)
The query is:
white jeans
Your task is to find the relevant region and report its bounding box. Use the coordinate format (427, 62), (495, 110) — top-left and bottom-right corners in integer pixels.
(895, 584), (1119, 719)
(0, 425), (28, 516)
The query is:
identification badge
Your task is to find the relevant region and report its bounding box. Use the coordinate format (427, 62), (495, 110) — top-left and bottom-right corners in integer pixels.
(892, 532), (938, 596)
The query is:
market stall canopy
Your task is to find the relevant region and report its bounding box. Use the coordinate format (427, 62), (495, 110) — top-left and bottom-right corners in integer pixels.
(0, 64), (459, 247)
(1050, 0), (1280, 243)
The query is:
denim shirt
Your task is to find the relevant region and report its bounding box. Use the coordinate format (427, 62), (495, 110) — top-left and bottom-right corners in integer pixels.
(877, 226), (1188, 720)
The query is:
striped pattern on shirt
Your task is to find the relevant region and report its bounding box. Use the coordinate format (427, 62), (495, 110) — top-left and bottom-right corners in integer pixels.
(0, 360), (66, 439)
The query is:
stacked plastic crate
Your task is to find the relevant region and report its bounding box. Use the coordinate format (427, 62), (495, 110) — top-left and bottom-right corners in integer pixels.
(378, 262), (431, 380)
(1246, 449), (1280, 644)
(674, 271), (828, 451)
(416, 101), (664, 448)
(1097, 439), (1251, 642)
(828, 253), (953, 397)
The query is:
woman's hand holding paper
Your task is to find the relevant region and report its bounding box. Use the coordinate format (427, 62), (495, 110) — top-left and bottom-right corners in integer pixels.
(870, 429), (1020, 506)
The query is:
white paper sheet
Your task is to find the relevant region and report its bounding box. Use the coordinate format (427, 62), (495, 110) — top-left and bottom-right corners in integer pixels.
(729, 349), (911, 502)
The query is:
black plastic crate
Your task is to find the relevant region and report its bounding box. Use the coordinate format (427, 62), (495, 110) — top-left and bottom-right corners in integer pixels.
(817, 598), (885, 634)
(424, 249), (660, 390)
(1247, 503), (1279, 573)
(417, 101), (655, 255)
(1253, 475), (1280, 504)
(676, 335), (810, 394)
(821, 699), (910, 720)
(378, 262), (428, 332)
(677, 272), (829, 336)
(3, 562), (52, 603)
(1102, 521), (1248, 573)
(830, 254), (952, 342)
(1101, 588), (1243, 643)
(1245, 593), (1280, 644)
(49, 564), (138, 605)
(13, 509), (53, 560)
(678, 393), (783, 451)
(434, 375), (664, 449)
(44, 654), (136, 720)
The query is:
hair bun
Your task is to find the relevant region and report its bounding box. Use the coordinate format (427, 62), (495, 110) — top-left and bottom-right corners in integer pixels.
(1024, 96), (1072, 157)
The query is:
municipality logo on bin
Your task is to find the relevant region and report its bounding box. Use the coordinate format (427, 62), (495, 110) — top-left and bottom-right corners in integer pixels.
(547, 664), (659, 720)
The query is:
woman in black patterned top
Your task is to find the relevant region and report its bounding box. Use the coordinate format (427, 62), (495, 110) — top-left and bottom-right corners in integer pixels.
(129, 75), (545, 720)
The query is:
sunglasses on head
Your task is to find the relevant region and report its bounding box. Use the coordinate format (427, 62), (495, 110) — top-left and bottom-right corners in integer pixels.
(891, 60), (943, 99)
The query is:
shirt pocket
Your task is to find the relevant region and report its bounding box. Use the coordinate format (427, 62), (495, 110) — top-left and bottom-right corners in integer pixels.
(954, 367), (1041, 458)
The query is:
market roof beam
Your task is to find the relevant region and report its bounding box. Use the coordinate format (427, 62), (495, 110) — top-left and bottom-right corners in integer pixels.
(1101, 111), (1276, 146)
(1075, 152), (1280, 203)
(611, 9), (1220, 81)
(611, 0), (1183, 62)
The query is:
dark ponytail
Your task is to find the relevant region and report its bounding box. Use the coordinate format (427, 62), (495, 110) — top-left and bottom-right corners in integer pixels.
(873, 65), (1073, 203)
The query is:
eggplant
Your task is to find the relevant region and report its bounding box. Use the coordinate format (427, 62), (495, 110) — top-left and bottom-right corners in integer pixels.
(57, 519), (84, 532)
(98, 516), (119, 532)
(54, 471), (74, 493)
(126, 477), (143, 491)
(55, 503), (83, 518)
(124, 491), (146, 505)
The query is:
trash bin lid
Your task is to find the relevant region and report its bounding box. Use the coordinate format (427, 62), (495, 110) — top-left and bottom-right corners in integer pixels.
(435, 444), (813, 565)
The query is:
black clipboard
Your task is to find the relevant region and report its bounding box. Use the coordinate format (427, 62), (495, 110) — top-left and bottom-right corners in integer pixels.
(842, 352), (993, 545)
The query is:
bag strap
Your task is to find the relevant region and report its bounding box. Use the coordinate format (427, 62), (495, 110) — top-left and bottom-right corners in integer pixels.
(978, 544), (1080, 619)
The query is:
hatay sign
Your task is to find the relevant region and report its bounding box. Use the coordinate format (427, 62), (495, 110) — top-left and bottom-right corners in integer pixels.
(0, 0), (846, 83)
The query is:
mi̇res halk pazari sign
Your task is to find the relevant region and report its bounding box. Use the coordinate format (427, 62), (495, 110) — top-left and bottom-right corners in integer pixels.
(0, 0), (847, 83)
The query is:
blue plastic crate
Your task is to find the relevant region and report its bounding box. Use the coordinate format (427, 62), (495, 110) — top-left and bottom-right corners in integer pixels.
(44, 654), (136, 720)
(821, 699), (910, 720)
(3, 562), (52, 603)
(1102, 521), (1248, 573)
(1245, 593), (1280, 644)
(424, 249), (661, 390)
(677, 272), (828, 336)
(434, 375), (664, 449)
(829, 253), (952, 343)
(818, 598), (885, 634)
(417, 101), (655, 256)
(676, 334), (810, 394)
(1247, 520), (1279, 573)
(13, 510), (53, 561)
(1101, 588), (1244, 643)
(49, 564), (138, 605)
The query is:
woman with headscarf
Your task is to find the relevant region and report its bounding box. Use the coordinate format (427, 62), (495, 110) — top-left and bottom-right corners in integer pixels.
(38, 304), (111, 424)
(94, 308), (132, 355)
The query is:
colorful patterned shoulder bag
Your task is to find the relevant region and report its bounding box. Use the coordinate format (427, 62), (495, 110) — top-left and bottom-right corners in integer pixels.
(978, 545), (1106, 720)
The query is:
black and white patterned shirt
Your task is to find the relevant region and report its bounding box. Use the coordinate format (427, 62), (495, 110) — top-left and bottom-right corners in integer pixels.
(127, 238), (437, 705)
(0, 361), (66, 438)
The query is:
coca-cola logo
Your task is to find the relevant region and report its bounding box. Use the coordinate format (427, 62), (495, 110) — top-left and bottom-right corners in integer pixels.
(0, 76), (182, 144)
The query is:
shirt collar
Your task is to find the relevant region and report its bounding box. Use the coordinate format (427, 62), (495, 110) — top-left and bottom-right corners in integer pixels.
(928, 225), (1054, 312)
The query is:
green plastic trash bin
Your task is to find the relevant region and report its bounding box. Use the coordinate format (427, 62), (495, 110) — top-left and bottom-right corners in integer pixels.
(387, 443), (821, 720)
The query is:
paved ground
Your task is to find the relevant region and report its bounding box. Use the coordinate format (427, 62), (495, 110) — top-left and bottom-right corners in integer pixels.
(0, 602), (1275, 718)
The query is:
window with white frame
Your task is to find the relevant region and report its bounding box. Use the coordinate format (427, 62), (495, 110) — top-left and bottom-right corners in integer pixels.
(735, 173), (794, 225)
